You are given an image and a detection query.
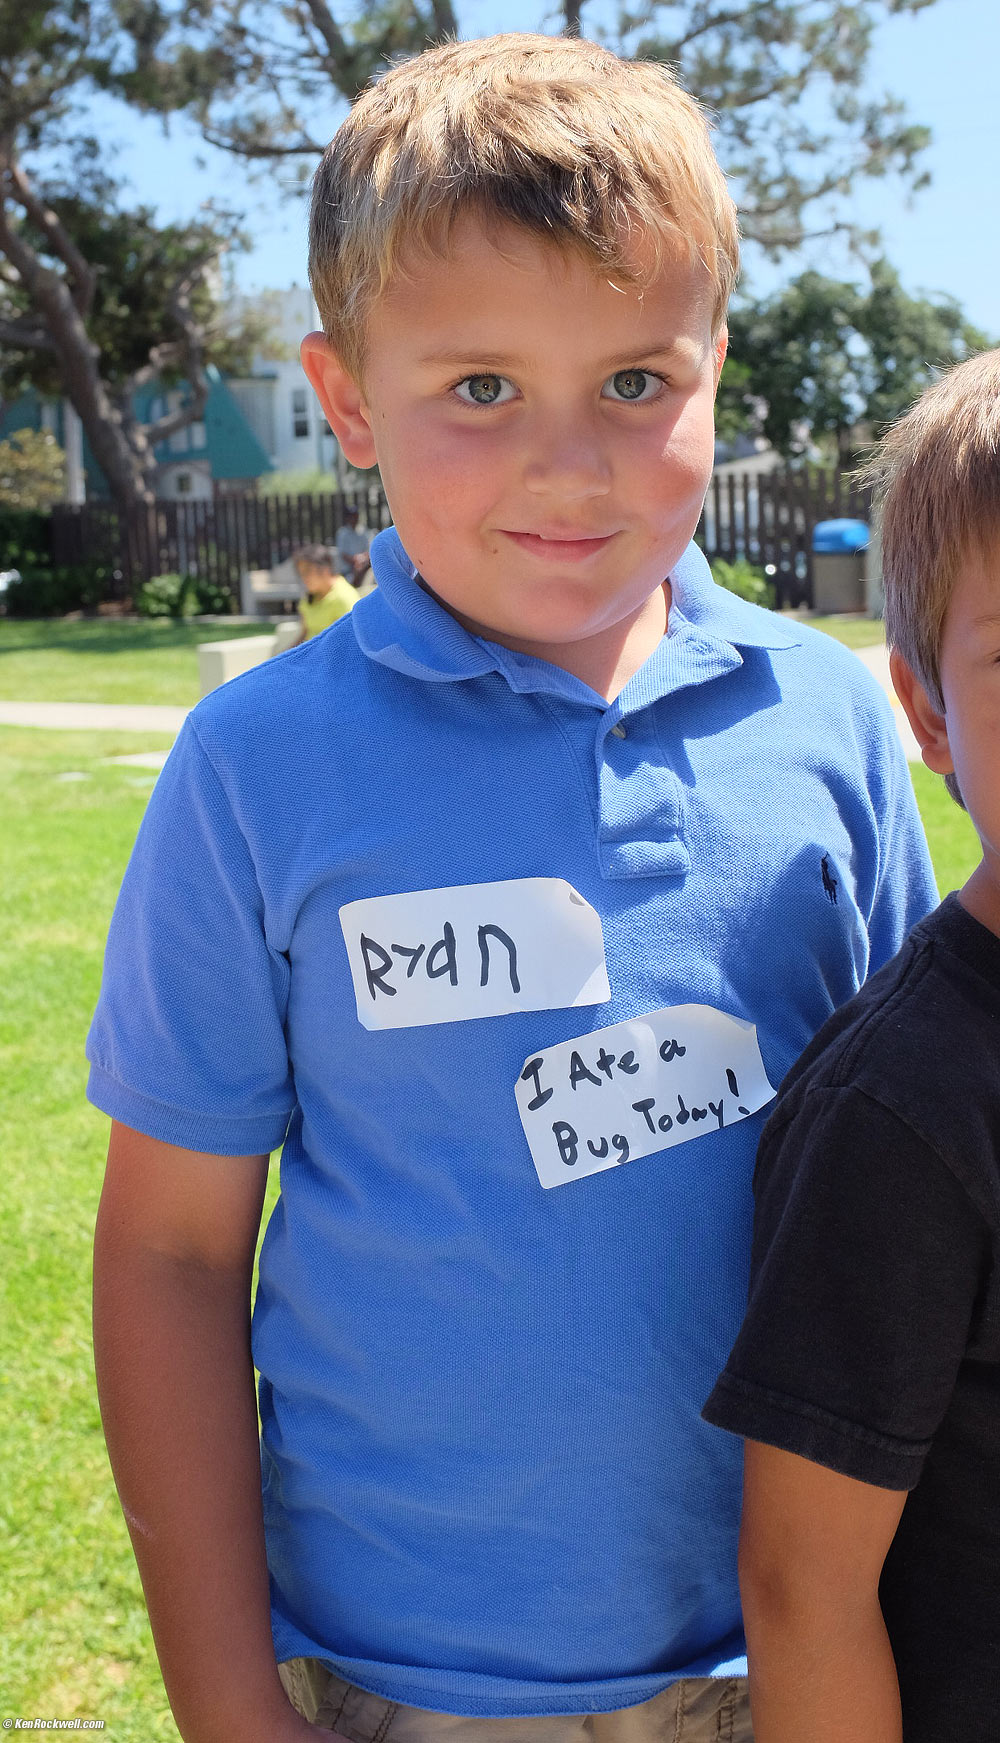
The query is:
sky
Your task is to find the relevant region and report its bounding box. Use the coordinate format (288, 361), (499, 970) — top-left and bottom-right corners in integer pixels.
(87, 0), (1000, 335)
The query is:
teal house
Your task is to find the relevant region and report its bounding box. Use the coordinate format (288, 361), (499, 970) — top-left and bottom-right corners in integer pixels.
(0, 366), (273, 500)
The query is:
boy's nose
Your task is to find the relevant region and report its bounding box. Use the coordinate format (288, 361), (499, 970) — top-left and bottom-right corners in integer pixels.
(522, 422), (613, 499)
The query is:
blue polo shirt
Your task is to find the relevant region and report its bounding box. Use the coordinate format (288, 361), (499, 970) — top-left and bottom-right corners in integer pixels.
(87, 531), (935, 1716)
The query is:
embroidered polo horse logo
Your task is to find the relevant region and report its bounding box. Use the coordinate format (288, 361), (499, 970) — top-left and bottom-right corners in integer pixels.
(821, 855), (839, 905)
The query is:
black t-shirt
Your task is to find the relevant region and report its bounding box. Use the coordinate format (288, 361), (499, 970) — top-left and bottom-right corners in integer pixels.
(704, 895), (1000, 1741)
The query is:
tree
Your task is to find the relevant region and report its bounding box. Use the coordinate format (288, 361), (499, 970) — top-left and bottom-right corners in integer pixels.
(107, 0), (940, 255)
(0, 427), (65, 508)
(609, 1), (938, 254)
(718, 260), (990, 460)
(0, 0), (267, 511)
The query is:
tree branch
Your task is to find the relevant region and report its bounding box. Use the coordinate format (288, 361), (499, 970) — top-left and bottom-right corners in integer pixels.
(299, 0), (353, 70)
(4, 162), (96, 320)
(133, 256), (216, 446)
(200, 123), (326, 158)
(0, 317), (55, 351)
(427, 0), (459, 35)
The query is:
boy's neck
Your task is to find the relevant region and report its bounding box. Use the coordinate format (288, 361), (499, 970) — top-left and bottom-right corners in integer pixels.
(437, 582), (671, 703)
(958, 858), (1000, 942)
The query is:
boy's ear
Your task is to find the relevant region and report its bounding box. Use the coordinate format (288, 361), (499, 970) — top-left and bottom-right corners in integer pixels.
(712, 326), (729, 392)
(889, 649), (954, 778)
(299, 332), (378, 469)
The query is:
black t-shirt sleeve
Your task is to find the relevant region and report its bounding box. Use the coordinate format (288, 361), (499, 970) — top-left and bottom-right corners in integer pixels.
(703, 1086), (991, 1489)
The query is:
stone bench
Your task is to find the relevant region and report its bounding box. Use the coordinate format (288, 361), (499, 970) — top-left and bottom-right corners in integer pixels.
(198, 619), (301, 697)
(239, 557), (303, 617)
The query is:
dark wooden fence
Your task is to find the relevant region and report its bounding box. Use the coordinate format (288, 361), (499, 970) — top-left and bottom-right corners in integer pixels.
(45, 468), (868, 610)
(696, 465), (870, 609)
(50, 484), (393, 603)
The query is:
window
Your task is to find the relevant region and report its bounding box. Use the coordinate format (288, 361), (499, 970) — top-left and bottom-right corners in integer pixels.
(176, 472), (192, 495)
(292, 388), (309, 439)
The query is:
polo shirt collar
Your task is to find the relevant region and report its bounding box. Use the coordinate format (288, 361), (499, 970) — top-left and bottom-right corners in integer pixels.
(355, 527), (801, 699)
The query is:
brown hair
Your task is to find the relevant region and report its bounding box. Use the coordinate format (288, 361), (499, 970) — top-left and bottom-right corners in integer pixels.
(309, 32), (738, 378)
(863, 347), (1000, 803)
(292, 544), (334, 571)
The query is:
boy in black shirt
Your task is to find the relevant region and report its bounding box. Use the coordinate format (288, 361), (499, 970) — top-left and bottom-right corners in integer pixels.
(703, 347), (1000, 1743)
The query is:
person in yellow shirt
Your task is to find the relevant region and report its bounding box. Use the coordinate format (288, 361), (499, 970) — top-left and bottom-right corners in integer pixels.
(290, 544), (358, 643)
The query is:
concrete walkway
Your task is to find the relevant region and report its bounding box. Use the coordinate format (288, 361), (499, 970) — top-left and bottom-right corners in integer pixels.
(851, 644), (921, 762)
(0, 700), (189, 733)
(0, 640), (922, 761)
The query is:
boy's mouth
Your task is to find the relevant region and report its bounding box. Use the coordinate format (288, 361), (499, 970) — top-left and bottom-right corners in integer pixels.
(500, 529), (616, 562)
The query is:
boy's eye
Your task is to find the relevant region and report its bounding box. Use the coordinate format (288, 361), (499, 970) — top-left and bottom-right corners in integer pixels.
(454, 373), (516, 406)
(602, 369), (662, 403)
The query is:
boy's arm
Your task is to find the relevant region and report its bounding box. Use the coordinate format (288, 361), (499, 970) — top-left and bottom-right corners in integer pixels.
(739, 1440), (906, 1743)
(93, 1121), (328, 1743)
(703, 1086), (992, 1743)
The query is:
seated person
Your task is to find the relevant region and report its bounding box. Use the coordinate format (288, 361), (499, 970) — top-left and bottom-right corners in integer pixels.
(290, 543), (358, 643)
(333, 505), (371, 581)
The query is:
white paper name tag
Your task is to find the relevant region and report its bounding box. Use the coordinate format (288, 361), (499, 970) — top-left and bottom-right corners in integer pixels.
(516, 1003), (776, 1188)
(340, 878), (611, 1030)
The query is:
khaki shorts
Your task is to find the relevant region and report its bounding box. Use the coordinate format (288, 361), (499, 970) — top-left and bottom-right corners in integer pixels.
(278, 1660), (752, 1743)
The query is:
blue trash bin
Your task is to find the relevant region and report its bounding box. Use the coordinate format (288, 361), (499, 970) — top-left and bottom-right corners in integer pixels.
(812, 518), (869, 612)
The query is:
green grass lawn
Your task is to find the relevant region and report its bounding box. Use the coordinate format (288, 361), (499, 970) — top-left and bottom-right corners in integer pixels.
(0, 609), (886, 709)
(0, 619), (279, 707)
(785, 610), (887, 650)
(0, 633), (981, 1737)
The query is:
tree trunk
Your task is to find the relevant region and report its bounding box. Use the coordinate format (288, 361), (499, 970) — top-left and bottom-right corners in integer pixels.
(562, 0), (584, 33)
(0, 175), (157, 514)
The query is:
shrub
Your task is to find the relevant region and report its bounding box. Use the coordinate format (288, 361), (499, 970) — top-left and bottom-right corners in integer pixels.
(187, 575), (235, 616)
(134, 572), (235, 617)
(0, 429), (66, 510)
(710, 557), (775, 609)
(3, 563), (109, 617)
(134, 572), (190, 617)
(0, 507), (51, 573)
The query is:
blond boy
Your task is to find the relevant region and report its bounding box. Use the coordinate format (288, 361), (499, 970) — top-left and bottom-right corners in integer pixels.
(704, 349), (1000, 1743)
(88, 35), (934, 1743)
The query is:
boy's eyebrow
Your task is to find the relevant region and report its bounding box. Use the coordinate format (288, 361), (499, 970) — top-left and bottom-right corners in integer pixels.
(417, 338), (702, 370)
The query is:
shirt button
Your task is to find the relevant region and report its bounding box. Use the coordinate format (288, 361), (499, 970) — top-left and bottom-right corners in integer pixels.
(610, 723), (627, 739)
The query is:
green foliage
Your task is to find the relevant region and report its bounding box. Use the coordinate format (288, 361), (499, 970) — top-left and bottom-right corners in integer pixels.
(258, 468), (338, 498)
(612, 1), (937, 255)
(134, 571), (235, 617)
(0, 173), (261, 402)
(0, 504), (51, 569)
(710, 557), (775, 608)
(720, 261), (992, 460)
(3, 563), (109, 616)
(113, 0), (939, 257)
(0, 428), (66, 509)
(134, 572), (192, 618)
(0, 6), (279, 512)
(187, 574), (235, 615)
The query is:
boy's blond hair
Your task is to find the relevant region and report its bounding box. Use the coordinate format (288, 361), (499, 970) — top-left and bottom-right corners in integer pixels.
(864, 347), (1000, 804)
(309, 32), (738, 379)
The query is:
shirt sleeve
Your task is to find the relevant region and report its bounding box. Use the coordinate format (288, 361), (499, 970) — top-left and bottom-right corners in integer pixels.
(703, 1085), (991, 1489)
(86, 716), (296, 1155)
